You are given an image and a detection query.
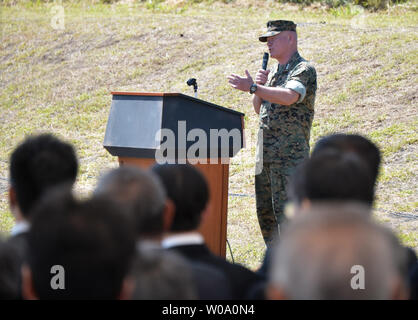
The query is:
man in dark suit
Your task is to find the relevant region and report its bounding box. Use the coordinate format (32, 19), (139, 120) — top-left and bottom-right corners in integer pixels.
(301, 134), (417, 299)
(152, 164), (264, 300)
(260, 134), (417, 299)
(94, 165), (233, 300)
(22, 188), (136, 299)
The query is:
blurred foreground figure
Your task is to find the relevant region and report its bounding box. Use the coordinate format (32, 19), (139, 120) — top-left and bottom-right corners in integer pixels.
(94, 166), (170, 248)
(97, 165), (233, 300)
(0, 238), (20, 299)
(258, 145), (375, 280)
(7, 133), (79, 299)
(267, 203), (409, 300)
(8, 133), (78, 248)
(131, 249), (197, 300)
(312, 133), (381, 185)
(308, 134), (417, 299)
(22, 188), (135, 300)
(288, 149), (375, 212)
(153, 164), (263, 300)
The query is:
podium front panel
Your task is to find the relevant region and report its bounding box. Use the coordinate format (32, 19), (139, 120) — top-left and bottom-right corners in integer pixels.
(104, 95), (163, 154)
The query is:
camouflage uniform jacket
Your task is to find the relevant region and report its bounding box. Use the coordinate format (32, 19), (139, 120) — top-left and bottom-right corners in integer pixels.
(259, 51), (317, 165)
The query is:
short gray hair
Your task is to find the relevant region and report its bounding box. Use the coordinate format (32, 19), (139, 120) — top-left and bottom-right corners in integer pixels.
(131, 249), (197, 300)
(95, 166), (166, 238)
(269, 202), (407, 299)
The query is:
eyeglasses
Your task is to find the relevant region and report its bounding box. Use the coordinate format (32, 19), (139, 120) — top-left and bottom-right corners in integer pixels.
(266, 34), (282, 45)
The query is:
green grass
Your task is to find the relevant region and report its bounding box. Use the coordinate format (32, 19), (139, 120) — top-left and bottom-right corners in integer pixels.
(1, 1), (417, 269)
(370, 121), (418, 157)
(397, 229), (418, 249)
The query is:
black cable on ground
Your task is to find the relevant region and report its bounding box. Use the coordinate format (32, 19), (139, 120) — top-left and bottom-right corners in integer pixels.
(226, 239), (235, 264)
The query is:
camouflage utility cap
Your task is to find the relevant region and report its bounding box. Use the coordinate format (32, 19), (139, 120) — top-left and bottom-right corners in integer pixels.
(259, 20), (297, 42)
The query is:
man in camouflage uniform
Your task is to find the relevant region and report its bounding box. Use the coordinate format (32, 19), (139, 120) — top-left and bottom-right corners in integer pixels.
(228, 20), (317, 246)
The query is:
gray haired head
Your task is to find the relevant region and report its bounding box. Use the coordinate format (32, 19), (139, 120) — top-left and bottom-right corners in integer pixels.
(269, 203), (408, 300)
(95, 166), (167, 239)
(131, 249), (197, 300)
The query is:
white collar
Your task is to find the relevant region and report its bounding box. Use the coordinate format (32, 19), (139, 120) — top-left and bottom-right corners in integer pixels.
(161, 232), (204, 249)
(136, 239), (162, 252)
(10, 221), (30, 236)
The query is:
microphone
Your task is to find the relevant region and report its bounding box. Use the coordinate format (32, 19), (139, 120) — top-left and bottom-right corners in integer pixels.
(187, 78), (198, 98)
(262, 52), (269, 70)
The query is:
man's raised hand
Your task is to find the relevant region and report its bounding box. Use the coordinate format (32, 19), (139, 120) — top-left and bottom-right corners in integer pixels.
(227, 70), (254, 92)
(255, 69), (270, 85)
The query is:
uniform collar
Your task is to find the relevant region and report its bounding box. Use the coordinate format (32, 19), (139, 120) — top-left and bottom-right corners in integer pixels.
(278, 51), (302, 73)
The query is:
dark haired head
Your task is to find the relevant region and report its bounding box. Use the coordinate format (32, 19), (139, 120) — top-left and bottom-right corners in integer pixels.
(25, 187), (135, 299)
(10, 134), (78, 218)
(289, 149), (375, 206)
(312, 134), (381, 184)
(151, 164), (209, 232)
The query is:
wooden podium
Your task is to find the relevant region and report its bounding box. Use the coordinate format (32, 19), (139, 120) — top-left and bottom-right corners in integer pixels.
(103, 92), (245, 257)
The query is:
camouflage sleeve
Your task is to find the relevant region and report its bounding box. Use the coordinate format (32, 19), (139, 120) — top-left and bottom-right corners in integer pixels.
(286, 62), (316, 103)
(285, 80), (306, 103)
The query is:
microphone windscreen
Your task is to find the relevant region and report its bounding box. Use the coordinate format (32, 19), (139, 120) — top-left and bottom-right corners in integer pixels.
(262, 52), (269, 70)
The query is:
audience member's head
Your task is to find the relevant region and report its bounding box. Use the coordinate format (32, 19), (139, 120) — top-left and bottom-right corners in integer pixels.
(151, 164), (209, 232)
(9, 134), (78, 219)
(0, 238), (20, 299)
(23, 187), (136, 300)
(268, 203), (409, 300)
(94, 166), (169, 241)
(131, 248), (197, 300)
(288, 149), (375, 210)
(312, 133), (381, 184)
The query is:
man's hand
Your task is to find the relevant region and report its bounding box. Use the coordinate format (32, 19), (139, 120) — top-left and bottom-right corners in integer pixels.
(227, 70), (253, 92)
(255, 69), (270, 85)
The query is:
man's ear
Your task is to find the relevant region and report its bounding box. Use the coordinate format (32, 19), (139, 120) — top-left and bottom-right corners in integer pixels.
(9, 186), (23, 220)
(21, 264), (38, 300)
(289, 31), (296, 45)
(300, 198), (311, 213)
(118, 276), (135, 300)
(9, 186), (17, 209)
(198, 203), (211, 229)
(162, 199), (175, 232)
(266, 284), (288, 300)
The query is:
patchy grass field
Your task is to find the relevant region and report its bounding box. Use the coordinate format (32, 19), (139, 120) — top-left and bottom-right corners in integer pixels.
(1, 1), (417, 270)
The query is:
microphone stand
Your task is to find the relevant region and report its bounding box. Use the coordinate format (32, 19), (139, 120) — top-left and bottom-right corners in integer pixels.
(193, 84), (198, 98)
